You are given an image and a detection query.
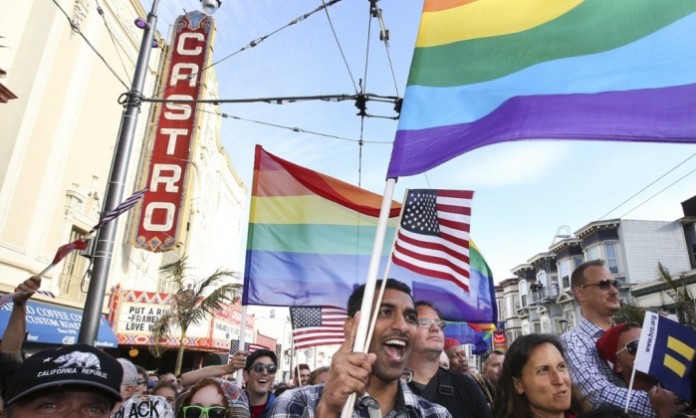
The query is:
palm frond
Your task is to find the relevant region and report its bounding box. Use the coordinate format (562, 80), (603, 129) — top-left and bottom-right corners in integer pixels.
(150, 310), (177, 357)
(150, 256), (242, 372)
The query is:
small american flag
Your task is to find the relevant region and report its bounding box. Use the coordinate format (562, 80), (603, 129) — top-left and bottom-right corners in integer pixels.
(229, 340), (269, 355)
(290, 306), (347, 350)
(0, 289), (55, 309)
(392, 189), (473, 292)
(89, 188), (147, 234)
(51, 239), (89, 265)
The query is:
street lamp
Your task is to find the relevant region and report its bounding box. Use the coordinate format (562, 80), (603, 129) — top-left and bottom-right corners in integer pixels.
(78, 0), (220, 345)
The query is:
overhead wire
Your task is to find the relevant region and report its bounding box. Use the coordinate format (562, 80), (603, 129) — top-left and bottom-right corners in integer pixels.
(355, 3), (376, 186)
(598, 151), (696, 220)
(51, 0), (129, 89)
(618, 164), (696, 219)
(195, 106), (392, 144)
(321, 0), (359, 94)
(370, 0), (400, 97)
(194, 0), (343, 78)
(95, 0), (133, 82)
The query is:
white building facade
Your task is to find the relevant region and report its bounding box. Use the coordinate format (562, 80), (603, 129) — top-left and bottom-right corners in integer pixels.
(0, 0), (248, 361)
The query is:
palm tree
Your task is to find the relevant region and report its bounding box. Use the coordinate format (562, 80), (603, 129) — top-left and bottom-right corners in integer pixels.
(150, 256), (242, 375)
(658, 262), (696, 327)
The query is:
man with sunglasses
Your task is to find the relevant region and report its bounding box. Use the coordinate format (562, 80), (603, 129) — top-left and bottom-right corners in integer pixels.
(561, 260), (683, 418)
(243, 349), (278, 418)
(405, 301), (491, 418)
(596, 323), (660, 392)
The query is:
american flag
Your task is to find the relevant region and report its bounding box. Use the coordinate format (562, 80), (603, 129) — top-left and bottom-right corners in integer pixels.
(290, 306), (347, 350)
(228, 340), (269, 355)
(0, 289), (55, 309)
(89, 188), (148, 234)
(392, 189), (473, 292)
(51, 238), (89, 265)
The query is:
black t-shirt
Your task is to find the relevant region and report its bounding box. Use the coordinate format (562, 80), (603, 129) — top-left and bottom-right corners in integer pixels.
(408, 367), (492, 418)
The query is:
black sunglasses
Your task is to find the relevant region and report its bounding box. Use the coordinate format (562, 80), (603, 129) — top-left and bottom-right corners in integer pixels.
(581, 279), (621, 291)
(252, 363), (278, 374)
(616, 339), (639, 356)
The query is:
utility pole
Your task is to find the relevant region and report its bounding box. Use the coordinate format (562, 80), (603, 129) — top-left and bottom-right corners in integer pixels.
(78, 0), (161, 345)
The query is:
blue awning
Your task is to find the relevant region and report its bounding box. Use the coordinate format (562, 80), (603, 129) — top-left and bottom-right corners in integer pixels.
(0, 299), (118, 348)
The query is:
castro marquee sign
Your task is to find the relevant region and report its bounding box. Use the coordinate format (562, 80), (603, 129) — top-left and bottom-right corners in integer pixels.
(136, 11), (214, 251)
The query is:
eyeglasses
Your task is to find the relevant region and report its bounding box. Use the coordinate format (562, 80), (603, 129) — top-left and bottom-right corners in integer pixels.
(417, 318), (446, 330)
(137, 379), (147, 385)
(616, 339), (639, 356)
(252, 363), (278, 374)
(183, 406), (228, 418)
(581, 279), (621, 291)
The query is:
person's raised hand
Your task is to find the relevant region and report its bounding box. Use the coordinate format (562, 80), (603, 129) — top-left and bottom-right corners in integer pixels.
(228, 350), (248, 373)
(316, 312), (376, 417)
(649, 386), (688, 418)
(13, 275), (41, 306)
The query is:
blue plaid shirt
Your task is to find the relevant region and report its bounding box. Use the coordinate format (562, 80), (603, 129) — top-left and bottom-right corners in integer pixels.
(561, 317), (656, 418)
(267, 380), (451, 418)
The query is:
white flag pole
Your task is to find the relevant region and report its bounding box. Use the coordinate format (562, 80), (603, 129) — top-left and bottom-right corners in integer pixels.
(624, 366), (637, 413)
(340, 178), (397, 418)
(235, 305), (249, 384)
(365, 188), (409, 350)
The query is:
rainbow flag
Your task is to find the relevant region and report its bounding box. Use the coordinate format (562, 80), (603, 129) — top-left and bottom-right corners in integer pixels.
(387, 0), (696, 177)
(445, 322), (497, 355)
(243, 146), (496, 323)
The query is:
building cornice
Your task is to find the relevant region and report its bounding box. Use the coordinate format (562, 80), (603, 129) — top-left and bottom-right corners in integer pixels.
(574, 219), (621, 239)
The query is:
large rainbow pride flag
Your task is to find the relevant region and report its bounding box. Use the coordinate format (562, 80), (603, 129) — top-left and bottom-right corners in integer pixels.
(387, 0), (696, 177)
(243, 146), (496, 323)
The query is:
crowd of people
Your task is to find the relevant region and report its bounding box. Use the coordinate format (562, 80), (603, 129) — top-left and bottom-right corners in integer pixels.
(0, 259), (693, 417)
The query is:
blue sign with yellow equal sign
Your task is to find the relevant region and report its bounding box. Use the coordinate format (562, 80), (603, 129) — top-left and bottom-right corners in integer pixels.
(0, 299), (118, 348)
(635, 311), (696, 400)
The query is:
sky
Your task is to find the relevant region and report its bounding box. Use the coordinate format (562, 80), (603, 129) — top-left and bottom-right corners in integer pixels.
(145, 0), (696, 284)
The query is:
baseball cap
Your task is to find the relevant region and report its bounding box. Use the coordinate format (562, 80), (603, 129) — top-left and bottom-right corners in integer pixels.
(596, 323), (627, 373)
(444, 337), (460, 351)
(5, 343), (123, 406)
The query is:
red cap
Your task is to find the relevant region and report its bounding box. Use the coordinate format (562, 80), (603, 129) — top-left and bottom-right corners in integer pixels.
(444, 338), (460, 351)
(596, 323), (628, 373)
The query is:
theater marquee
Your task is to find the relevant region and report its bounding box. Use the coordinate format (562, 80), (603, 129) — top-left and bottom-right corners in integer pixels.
(135, 11), (214, 251)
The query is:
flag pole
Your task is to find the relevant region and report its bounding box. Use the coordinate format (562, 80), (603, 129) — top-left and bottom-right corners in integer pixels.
(340, 178), (397, 418)
(235, 305), (249, 384)
(624, 366), (637, 413)
(365, 188), (409, 350)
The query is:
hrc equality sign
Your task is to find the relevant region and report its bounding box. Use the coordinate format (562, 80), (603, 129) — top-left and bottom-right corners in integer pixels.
(135, 11), (214, 252)
(634, 311), (696, 400)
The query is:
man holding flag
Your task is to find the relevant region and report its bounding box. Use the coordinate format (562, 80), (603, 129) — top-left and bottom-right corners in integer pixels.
(561, 260), (682, 417)
(269, 279), (450, 418)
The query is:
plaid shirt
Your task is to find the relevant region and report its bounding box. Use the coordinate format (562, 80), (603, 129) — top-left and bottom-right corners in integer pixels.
(561, 317), (656, 418)
(267, 380), (452, 418)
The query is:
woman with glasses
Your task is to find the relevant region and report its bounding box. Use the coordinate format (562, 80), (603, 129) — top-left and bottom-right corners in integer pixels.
(176, 377), (249, 418)
(494, 334), (583, 418)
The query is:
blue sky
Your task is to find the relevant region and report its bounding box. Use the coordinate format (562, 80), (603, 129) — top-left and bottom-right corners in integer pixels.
(147, 0), (696, 283)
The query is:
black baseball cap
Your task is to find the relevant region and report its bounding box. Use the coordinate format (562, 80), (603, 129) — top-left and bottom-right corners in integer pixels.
(5, 344), (123, 406)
